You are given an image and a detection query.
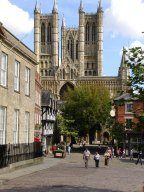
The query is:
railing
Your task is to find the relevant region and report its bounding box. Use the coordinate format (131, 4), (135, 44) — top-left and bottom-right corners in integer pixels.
(0, 142), (42, 168)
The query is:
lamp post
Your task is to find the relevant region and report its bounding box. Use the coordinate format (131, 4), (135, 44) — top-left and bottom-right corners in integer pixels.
(110, 107), (116, 145)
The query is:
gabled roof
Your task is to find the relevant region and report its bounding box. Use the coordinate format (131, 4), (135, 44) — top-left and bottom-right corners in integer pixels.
(114, 93), (137, 101)
(114, 93), (131, 101)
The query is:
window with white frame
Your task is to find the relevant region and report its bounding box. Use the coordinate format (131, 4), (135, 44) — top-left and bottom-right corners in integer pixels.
(25, 67), (30, 96)
(13, 109), (19, 144)
(125, 102), (133, 113)
(0, 52), (8, 87)
(125, 118), (133, 129)
(14, 60), (20, 91)
(24, 112), (30, 144)
(0, 106), (6, 144)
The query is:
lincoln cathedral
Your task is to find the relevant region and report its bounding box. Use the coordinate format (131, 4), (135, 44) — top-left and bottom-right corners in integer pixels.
(34, 0), (128, 102)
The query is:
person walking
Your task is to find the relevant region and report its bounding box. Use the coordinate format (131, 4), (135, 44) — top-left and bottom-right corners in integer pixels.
(130, 148), (134, 160)
(107, 147), (112, 159)
(67, 145), (71, 155)
(111, 147), (115, 158)
(94, 152), (100, 168)
(83, 148), (90, 168)
(135, 151), (143, 165)
(104, 149), (110, 166)
(122, 149), (126, 158)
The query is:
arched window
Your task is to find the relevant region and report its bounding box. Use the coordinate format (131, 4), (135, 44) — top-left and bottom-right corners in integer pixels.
(47, 23), (51, 43)
(71, 39), (73, 60)
(41, 23), (45, 43)
(76, 40), (78, 60)
(41, 61), (43, 68)
(71, 69), (73, 79)
(67, 40), (70, 52)
(45, 61), (47, 69)
(60, 69), (62, 79)
(92, 22), (96, 42)
(63, 69), (65, 79)
(85, 23), (89, 42)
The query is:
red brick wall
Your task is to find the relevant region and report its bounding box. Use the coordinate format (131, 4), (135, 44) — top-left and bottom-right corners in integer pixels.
(115, 101), (144, 125)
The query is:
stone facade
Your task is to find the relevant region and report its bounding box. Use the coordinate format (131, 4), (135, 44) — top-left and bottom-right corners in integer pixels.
(34, 0), (129, 100)
(33, 0), (129, 144)
(0, 22), (37, 144)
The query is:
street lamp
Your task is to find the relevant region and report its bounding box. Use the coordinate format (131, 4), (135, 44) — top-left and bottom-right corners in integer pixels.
(110, 108), (115, 118)
(110, 107), (116, 145)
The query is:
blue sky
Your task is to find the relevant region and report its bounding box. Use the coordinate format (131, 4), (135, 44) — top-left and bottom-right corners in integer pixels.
(1, 0), (144, 76)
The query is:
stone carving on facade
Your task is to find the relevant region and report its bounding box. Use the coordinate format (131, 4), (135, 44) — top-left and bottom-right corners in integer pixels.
(56, 57), (79, 81)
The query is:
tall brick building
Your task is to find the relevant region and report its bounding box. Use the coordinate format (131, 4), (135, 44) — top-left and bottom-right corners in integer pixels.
(114, 93), (144, 150)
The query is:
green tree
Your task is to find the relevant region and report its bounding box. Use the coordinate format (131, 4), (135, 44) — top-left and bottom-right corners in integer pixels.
(109, 122), (125, 145)
(125, 47), (144, 135)
(61, 85), (111, 137)
(56, 113), (78, 143)
(125, 47), (144, 101)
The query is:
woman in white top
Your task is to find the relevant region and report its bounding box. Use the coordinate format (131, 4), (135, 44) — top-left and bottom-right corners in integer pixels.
(94, 152), (100, 167)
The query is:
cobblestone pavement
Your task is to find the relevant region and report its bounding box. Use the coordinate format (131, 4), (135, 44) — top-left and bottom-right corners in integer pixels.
(0, 153), (144, 192)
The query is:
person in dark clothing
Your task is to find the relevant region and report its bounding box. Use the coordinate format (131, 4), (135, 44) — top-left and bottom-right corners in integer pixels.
(135, 151), (143, 165)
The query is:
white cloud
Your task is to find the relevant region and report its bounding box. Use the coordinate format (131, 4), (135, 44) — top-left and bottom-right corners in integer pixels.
(104, 0), (144, 39)
(119, 40), (144, 56)
(129, 40), (144, 49)
(0, 0), (33, 35)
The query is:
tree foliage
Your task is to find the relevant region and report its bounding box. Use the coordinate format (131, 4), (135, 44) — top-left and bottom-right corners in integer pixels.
(125, 47), (144, 133)
(56, 113), (78, 140)
(125, 47), (144, 101)
(109, 122), (125, 144)
(61, 85), (111, 137)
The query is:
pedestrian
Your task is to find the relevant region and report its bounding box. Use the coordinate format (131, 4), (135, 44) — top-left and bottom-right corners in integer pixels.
(135, 151), (143, 165)
(67, 145), (71, 155)
(94, 152), (100, 167)
(104, 150), (110, 166)
(122, 149), (126, 158)
(107, 147), (112, 159)
(83, 148), (90, 168)
(130, 148), (134, 160)
(118, 148), (122, 159)
(82, 140), (86, 147)
(98, 144), (101, 151)
(116, 148), (119, 158)
(111, 147), (115, 158)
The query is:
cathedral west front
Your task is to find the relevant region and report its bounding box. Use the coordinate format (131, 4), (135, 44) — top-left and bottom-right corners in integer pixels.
(34, 0), (128, 143)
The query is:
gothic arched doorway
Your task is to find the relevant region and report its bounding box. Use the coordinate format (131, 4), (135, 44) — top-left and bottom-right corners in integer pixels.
(59, 82), (74, 100)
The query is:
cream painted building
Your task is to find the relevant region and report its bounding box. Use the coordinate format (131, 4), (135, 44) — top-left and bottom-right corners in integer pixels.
(0, 22), (37, 145)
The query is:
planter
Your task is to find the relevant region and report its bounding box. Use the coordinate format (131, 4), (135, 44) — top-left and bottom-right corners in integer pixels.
(53, 150), (66, 158)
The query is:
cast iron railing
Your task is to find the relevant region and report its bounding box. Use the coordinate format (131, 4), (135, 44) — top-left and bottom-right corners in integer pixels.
(0, 142), (42, 168)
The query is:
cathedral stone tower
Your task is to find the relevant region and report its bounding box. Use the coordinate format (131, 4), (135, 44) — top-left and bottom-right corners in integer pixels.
(34, 0), (59, 77)
(34, 0), (128, 99)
